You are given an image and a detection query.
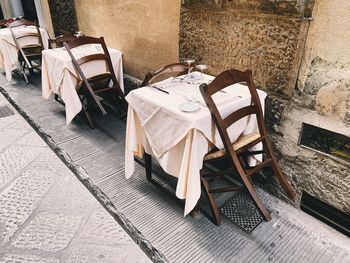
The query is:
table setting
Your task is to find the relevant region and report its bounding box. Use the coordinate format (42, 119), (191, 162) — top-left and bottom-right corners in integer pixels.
(41, 43), (124, 125)
(0, 25), (49, 81)
(125, 61), (267, 216)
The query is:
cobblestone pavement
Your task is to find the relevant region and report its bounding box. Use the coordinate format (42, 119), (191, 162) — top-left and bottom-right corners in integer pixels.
(0, 95), (151, 262)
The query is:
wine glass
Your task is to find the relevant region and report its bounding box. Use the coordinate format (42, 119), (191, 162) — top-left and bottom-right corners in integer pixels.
(185, 59), (195, 76)
(196, 64), (208, 82)
(75, 31), (83, 37)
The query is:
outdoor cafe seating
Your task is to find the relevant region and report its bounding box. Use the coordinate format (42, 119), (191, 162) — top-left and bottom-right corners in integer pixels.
(199, 69), (295, 224)
(0, 18), (49, 82)
(49, 33), (80, 49)
(0, 17), (296, 227)
(125, 63), (296, 224)
(41, 35), (125, 125)
(8, 19), (44, 84)
(63, 36), (126, 128)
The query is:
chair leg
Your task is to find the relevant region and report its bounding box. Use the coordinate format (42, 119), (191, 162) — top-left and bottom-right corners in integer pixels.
(22, 70), (29, 84)
(19, 62), (29, 84)
(113, 89), (127, 117)
(237, 167), (272, 221)
(190, 201), (201, 219)
(270, 155), (296, 199)
(200, 171), (221, 225)
(264, 140), (296, 199)
(81, 103), (95, 128)
(144, 152), (152, 181)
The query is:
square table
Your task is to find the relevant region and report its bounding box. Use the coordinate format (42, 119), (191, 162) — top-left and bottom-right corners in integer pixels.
(41, 44), (124, 125)
(0, 26), (49, 81)
(125, 72), (267, 216)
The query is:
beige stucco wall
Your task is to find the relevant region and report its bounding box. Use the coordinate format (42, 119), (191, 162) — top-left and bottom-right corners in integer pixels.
(74, 0), (181, 80)
(296, 0), (350, 122)
(297, 0), (350, 90)
(300, 0), (350, 67)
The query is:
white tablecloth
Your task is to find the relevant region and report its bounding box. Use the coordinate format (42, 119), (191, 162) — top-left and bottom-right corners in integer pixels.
(125, 72), (267, 216)
(41, 44), (124, 125)
(0, 26), (49, 81)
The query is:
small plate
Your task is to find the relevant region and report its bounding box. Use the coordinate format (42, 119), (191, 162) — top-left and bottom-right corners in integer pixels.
(179, 102), (200, 112)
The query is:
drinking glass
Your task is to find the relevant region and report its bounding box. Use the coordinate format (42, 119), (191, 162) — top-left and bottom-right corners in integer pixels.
(75, 31), (83, 37)
(196, 64), (208, 81)
(185, 59), (195, 75)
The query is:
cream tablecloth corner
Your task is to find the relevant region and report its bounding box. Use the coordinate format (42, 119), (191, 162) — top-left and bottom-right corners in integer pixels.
(0, 26), (49, 81)
(125, 74), (267, 216)
(41, 45), (124, 125)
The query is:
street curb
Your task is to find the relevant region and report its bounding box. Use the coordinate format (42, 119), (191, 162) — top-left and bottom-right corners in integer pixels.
(0, 86), (169, 263)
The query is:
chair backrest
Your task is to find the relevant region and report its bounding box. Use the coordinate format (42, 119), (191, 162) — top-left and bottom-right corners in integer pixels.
(199, 69), (267, 158)
(140, 63), (190, 87)
(8, 19), (44, 66)
(0, 18), (15, 28)
(51, 33), (78, 48)
(64, 36), (123, 115)
(8, 19), (43, 47)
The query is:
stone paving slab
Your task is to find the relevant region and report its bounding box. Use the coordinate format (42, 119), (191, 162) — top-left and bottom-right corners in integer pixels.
(0, 169), (59, 244)
(78, 208), (135, 246)
(0, 254), (60, 263)
(0, 145), (45, 190)
(66, 244), (150, 263)
(11, 212), (83, 252)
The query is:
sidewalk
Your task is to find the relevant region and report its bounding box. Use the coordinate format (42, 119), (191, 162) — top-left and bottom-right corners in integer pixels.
(0, 94), (151, 262)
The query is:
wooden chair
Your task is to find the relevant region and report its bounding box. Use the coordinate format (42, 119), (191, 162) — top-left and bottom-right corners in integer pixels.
(64, 36), (126, 128)
(141, 62), (192, 181)
(0, 18), (15, 28)
(8, 19), (44, 83)
(49, 33), (78, 48)
(140, 63), (190, 88)
(199, 69), (295, 225)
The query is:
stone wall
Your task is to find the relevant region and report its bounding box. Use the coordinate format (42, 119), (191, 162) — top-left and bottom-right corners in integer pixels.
(275, 0), (350, 213)
(296, 0), (350, 123)
(74, 0), (181, 80)
(47, 0), (78, 35)
(180, 0), (313, 97)
(180, 0), (350, 214)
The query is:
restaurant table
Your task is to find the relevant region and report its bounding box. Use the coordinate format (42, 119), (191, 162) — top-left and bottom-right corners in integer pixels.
(125, 72), (267, 216)
(41, 44), (124, 125)
(0, 26), (49, 81)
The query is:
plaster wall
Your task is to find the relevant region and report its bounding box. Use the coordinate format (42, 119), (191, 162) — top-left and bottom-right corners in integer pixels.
(299, 0), (350, 67)
(297, 0), (350, 122)
(74, 0), (181, 80)
(270, 0), (350, 213)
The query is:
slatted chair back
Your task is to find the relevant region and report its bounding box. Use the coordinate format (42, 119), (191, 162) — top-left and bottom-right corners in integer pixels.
(8, 19), (44, 83)
(0, 18), (15, 28)
(64, 36), (125, 127)
(50, 33), (78, 48)
(140, 63), (190, 87)
(199, 69), (295, 225)
(200, 69), (266, 157)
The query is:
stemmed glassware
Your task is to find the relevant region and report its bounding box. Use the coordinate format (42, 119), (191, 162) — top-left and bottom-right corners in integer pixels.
(185, 59), (195, 76)
(196, 64), (208, 82)
(75, 31), (83, 37)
